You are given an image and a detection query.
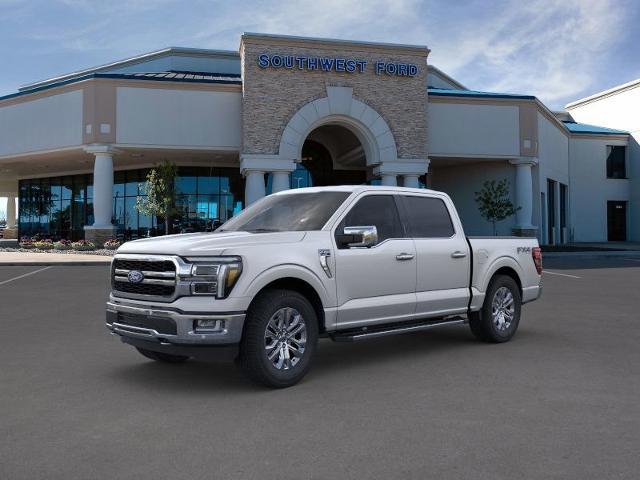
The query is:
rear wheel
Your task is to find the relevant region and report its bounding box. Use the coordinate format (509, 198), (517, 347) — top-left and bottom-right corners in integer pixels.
(239, 289), (318, 388)
(469, 275), (521, 343)
(135, 347), (190, 363)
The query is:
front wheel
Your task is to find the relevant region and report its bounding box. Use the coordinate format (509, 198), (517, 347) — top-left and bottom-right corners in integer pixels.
(239, 289), (318, 388)
(469, 275), (522, 343)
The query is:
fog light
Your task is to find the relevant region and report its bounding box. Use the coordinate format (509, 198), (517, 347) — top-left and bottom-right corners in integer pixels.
(191, 282), (217, 295)
(194, 319), (225, 332)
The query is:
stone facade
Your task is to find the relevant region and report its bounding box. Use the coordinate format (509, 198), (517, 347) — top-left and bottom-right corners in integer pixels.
(240, 34), (429, 161)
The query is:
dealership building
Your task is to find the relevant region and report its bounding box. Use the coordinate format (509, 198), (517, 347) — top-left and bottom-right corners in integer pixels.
(0, 33), (637, 244)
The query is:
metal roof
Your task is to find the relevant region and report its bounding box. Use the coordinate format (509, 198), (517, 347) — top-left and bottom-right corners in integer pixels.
(0, 71), (242, 103)
(428, 87), (536, 100)
(110, 71), (241, 82)
(562, 121), (628, 135)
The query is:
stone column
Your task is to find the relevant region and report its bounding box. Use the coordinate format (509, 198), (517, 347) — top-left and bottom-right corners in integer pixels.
(380, 174), (398, 186)
(240, 154), (295, 207)
(402, 174), (420, 189)
(6, 195), (16, 229)
(509, 158), (538, 237)
(374, 159), (429, 189)
(3, 194), (18, 240)
(84, 145), (117, 245)
(271, 171), (290, 193)
(244, 170), (266, 206)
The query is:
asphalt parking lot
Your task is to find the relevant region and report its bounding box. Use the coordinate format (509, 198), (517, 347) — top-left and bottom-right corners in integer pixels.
(1, 257), (639, 479)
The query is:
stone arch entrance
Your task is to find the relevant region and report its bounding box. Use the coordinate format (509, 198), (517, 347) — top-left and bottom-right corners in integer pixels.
(278, 86), (398, 168)
(240, 86), (429, 204)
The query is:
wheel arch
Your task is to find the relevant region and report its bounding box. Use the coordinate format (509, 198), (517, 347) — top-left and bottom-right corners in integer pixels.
(480, 257), (525, 296)
(245, 267), (330, 333)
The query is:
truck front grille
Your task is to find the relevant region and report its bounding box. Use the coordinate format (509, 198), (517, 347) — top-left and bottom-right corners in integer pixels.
(112, 258), (177, 298)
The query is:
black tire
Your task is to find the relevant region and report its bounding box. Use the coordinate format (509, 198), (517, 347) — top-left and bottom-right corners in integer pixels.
(239, 289), (319, 388)
(135, 347), (190, 363)
(469, 275), (522, 343)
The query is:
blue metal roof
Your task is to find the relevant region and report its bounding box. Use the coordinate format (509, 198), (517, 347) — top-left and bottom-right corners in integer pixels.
(428, 87), (536, 100)
(0, 71), (242, 102)
(562, 121), (628, 135)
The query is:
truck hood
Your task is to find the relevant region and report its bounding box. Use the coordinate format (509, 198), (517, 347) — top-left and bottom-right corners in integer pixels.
(116, 231), (307, 256)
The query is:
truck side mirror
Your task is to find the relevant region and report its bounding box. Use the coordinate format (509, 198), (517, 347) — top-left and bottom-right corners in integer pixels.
(337, 226), (378, 248)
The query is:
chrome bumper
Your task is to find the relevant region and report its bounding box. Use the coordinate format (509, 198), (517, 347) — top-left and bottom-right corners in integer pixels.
(106, 301), (245, 345)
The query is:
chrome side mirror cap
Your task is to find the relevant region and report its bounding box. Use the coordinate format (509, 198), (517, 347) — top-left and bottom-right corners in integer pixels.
(342, 225), (378, 248)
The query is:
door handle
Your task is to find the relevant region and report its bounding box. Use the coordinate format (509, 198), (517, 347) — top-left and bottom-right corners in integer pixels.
(451, 251), (467, 258)
(396, 253), (415, 261)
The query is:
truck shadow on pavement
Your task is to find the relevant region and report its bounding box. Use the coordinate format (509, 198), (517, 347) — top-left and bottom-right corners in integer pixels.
(104, 325), (549, 392)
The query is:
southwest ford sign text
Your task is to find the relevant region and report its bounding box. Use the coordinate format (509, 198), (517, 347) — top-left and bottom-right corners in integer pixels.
(257, 54), (418, 77)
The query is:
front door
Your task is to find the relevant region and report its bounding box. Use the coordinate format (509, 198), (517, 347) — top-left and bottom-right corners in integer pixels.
(607, 201), (627, 241)
(333, 194), (416, 328)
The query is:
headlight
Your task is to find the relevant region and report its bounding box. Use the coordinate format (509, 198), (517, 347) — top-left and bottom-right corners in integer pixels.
(183, 256), (242, 299)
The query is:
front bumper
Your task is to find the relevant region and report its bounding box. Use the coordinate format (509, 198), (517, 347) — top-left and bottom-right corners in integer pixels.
(106, 301), (245, 346)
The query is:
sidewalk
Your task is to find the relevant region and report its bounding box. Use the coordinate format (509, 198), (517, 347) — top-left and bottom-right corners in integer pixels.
(0, 251), (113, 266)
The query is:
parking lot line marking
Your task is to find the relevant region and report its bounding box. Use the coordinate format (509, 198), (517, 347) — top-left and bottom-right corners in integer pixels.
(543, 270), (581, 279)
(0, 266), (52, 286)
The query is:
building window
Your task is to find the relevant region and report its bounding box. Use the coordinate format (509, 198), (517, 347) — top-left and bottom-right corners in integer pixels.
(606, 146), (626, 179)
(18, 166), (245, 241)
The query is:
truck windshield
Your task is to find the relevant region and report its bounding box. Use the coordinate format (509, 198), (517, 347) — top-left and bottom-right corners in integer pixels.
(218, 191), (350, 232)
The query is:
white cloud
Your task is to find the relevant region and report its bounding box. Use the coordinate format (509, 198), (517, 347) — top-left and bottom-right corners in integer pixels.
(5, 0), (635, 108)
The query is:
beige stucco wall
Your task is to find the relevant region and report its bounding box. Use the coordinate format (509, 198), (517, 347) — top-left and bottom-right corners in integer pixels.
(240, 35), (429, 160)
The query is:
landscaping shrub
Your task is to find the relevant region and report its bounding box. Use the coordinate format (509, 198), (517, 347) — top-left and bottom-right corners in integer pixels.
(70, 240), (96, 251)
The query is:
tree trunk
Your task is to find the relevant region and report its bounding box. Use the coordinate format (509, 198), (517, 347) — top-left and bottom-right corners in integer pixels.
(164, 217), (169, 235)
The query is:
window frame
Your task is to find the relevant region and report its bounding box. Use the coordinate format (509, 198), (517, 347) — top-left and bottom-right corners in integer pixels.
(396, 193), (457, 239)
(332, 193), (407, 249)
(606, 145), (627, 179)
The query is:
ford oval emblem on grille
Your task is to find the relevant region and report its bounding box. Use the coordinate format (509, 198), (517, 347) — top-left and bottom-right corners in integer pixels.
(127, 270), (144, 284)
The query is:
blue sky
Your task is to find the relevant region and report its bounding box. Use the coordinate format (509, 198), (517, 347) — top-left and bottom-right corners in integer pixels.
(1, 0), (639, 109)
(1, 0), (639, 218)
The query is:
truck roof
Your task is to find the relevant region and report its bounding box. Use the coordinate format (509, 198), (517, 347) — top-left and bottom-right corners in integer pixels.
(273, 185), (442, 195)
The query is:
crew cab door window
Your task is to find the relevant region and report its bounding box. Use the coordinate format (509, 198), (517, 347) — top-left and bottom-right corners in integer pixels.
(399, 195), (469, 316)
(333, 194), (416, 327)
(337, 194), (403, 246)
(401, 195), (454, 237)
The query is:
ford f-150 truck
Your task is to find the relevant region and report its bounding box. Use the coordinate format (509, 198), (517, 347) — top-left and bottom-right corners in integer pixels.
(107, 186), (542, 387)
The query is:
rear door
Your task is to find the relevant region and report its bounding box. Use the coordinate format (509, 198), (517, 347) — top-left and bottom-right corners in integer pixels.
(398, 194), (470, 317)
(333, 193), (417, 328)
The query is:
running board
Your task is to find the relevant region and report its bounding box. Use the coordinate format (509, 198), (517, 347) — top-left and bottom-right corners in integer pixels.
(329, 317), (467, 342)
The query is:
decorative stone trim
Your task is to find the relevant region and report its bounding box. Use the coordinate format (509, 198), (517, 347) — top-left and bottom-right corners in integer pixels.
(240, 154), (295, 176)
(373, 158), (430, 176)
(278, 85), (398, 166)
(84, 226), (116, 246)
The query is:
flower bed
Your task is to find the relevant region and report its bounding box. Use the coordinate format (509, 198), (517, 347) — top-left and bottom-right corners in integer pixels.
(71, 240), (96, 251)
(33, 240), (54, 250)
(103, 239), (122, 250)
(54, 239), (73, 251)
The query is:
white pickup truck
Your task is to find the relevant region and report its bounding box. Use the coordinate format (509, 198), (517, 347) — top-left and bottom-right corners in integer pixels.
(107, 186), (542, 387)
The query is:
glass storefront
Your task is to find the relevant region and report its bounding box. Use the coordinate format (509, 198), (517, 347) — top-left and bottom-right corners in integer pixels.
(19, 174), (94, 241)
(19, 167), (245, 241)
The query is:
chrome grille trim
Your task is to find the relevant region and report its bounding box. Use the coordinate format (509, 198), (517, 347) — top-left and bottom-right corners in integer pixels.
(111, 254), (189, 302)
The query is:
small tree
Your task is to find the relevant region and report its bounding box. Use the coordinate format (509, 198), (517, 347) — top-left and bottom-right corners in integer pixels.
(474, 179), (519, 236)
(135, 161), (178, 235)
